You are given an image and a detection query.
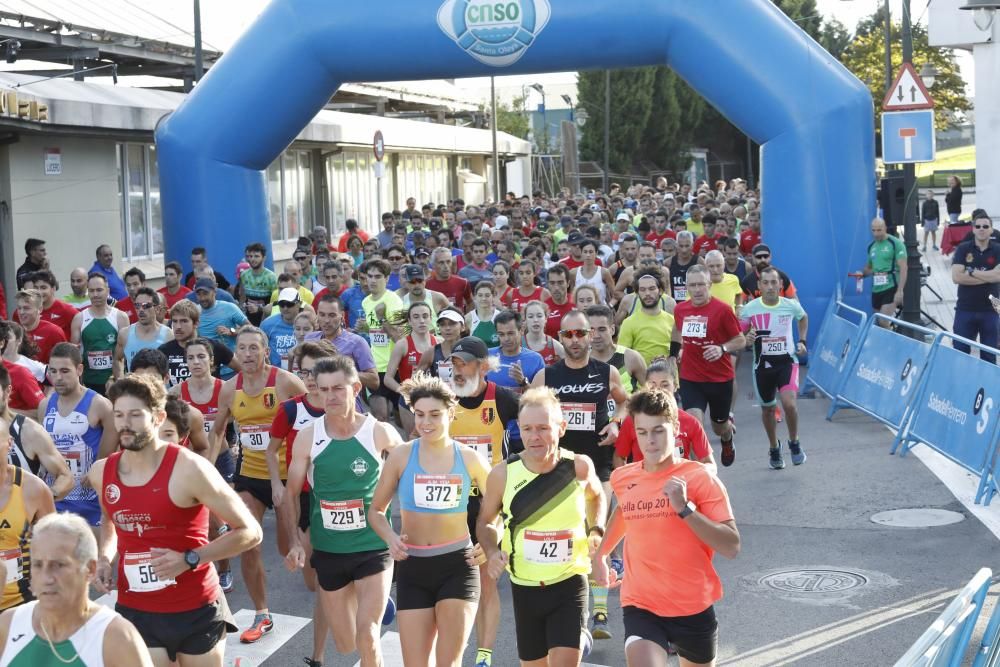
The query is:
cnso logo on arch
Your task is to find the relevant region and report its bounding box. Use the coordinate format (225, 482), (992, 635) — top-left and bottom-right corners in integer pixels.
(438, 0), (551, 67)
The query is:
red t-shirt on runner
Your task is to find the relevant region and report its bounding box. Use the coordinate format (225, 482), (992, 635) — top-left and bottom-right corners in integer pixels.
(508, 286), (543, 313)
(270, 396), (324, 492)
(426, 275), (470, 312)
(693, 234), (723, 256)
(614, 410), (712, 463)
(22, 319), (67, 364)
(645, 230), (677, 247)
(2, 360), (44, 412)
(158, 286), (193, 311)
(543, 296), (575, 339)
(739, 229), (761, 256)
(673, 297), (742, 383)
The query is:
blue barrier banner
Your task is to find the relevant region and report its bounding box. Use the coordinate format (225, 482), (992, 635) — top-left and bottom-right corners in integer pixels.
(830, 315), (937, 428)
(806, 302), (866, 399)
(896, 338), (1000, 505)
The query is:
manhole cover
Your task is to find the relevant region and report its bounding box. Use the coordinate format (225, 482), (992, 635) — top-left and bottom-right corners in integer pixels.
(760, 569), (869, 594)
(870, 508), (965, 528)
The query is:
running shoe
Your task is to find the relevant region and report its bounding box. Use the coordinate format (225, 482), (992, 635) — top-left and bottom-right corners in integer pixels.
(382, 596), (396, 626)
(610, 557), (625, 581)
(219, 570), (234, 593)
(475, 657), (491, 667)
(239, 613), (273, 643)
(769, 444), (785, 470)
(591, 611), (612, 640)
(788, 440), (807, 466)
(581, 628), (594, 658)
(474, 651), (492, 667)
(721, 437), (736, 467)
(303, 659), (322, 667)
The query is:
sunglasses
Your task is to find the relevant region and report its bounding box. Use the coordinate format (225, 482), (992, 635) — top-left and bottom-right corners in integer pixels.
(754, 254), (771, 259)
(559, 329), (591, 339)
(278, 301), (299, 307)
(136, 302), (155, 310)
(388, 255), (405, 261)
(975, 225), (992, 230)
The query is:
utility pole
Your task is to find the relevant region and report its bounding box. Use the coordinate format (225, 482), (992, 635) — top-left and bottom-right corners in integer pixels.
(490, 76), (500, 203)
(900, 0), (922, 326)
(193, 0), (204, 82)
(602, 69), (610, 193)
(884, 0), (893, 95)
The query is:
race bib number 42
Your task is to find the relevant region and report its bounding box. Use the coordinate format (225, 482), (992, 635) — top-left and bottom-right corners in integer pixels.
(523, 529), (574, 564)
(320, 499), (366, 531)
(561, 402), (596, 432)
(123, 552), (175, 593)
(413, 474), (462, 510)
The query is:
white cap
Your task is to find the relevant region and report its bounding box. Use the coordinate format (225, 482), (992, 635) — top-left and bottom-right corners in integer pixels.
(277, 287), (300, 304)
(664, 193), (675, 200)
(616, 212), (631, 222)
(495, 215), (509, 228)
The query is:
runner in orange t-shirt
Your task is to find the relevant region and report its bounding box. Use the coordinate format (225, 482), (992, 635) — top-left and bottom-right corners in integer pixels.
(594, 388), (740, 666)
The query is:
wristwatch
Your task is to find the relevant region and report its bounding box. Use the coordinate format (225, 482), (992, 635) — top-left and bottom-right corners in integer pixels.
(677, 502), (696, 520)
(184, 549), (201, 570)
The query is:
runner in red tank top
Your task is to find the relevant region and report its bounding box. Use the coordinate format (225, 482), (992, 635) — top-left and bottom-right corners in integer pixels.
(508, 259), (551, 313)
(90, 375), (262, 666)
(384, 302), (438, 437)
(523, 300), (565, 366)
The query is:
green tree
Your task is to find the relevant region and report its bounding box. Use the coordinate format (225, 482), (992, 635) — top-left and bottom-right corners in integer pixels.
(820, 18), (852, 61)
(840, 20), (970, 132)
(577, 68), (655, 174)
(490, 95), (530, 140)
(638, 67), (705, 175)
(772, 0), (821, 39)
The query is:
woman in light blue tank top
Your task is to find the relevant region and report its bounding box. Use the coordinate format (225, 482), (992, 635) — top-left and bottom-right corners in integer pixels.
(367, 372), (492, 667)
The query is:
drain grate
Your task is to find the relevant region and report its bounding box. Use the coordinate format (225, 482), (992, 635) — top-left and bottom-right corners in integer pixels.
(759, 569), (869, 594)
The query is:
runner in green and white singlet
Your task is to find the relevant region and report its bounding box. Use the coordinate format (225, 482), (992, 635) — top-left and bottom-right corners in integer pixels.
(0, 513), (152, 667)
(70, 274), (128, 395)
(284, 356), (402, 667)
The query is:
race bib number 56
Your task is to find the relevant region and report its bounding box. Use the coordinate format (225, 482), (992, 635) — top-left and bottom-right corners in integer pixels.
(124, 552), (175, 593)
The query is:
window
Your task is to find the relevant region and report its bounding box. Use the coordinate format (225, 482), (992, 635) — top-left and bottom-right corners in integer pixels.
(117, 143), (161, 260)
(267, 149), (315, 242)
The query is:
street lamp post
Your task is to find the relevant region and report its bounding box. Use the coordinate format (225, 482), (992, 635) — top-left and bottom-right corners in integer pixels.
(603, 70), (610, 193)
(574, 107), (589, 194)
(900, 0), (922, 327)
(530, 83), (547, 153)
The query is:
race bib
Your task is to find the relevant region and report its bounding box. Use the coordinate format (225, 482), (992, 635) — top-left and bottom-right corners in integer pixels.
(873, 273), (889, 287)
(761, 336), (789, 356)
(371, 330), (389, 347)
(681, 316), (708, 339)
(239, 425), (269, 451)
(523, 529), (574, 564)
(455, 435), (491, 460)
(561, 402), (596, 432)
(87, 350), (113, 370)
(202, 417), (214, 434)
(64, 451), (83, 480)
(674, 287), (687, 301)
(123, 552), (175, 593)
(436, 361), (454, 383)
(0, 549), (22, 584)
(413, 474), (463, 510)
(320, 499), (366, 531)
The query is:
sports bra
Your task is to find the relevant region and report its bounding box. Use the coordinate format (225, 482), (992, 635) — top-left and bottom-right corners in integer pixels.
(397, 439), (471, 515)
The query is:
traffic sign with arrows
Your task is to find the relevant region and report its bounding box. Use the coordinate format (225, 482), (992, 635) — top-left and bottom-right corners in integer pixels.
(882, 62), (934, 111)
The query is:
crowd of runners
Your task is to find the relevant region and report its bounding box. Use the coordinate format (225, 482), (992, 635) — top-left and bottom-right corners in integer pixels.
(0, 178), (827, 666)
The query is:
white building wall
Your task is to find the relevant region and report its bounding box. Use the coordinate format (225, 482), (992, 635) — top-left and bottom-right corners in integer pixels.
(8, 135), (120, 291)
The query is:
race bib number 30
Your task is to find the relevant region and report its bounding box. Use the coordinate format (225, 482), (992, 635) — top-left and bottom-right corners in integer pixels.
(413, 474), (463, 510)
(320, 499), (366, 531)
(523, 530), (573, 564)
(681, 316), (708, 339)
(123, 552), (175, 593)
(561, 402), (596, 432)
(239, 425), (269, 451)
(0, 549), (21, 584)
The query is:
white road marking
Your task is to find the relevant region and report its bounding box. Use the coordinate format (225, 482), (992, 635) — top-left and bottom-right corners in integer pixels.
(353, 631), (611, 666)
(225, 609), (310, 666)
(910, 443), (1000, 541)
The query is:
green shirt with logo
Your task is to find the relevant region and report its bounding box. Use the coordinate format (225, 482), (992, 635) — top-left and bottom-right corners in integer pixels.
(308, 414), (387, 554)
(867, 236), (905, 293)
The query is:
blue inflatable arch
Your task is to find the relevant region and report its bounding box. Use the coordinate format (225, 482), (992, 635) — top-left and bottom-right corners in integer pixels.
(156, 0), (874, 327)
